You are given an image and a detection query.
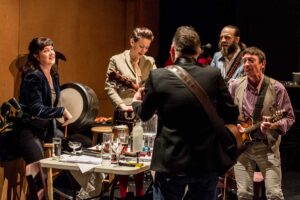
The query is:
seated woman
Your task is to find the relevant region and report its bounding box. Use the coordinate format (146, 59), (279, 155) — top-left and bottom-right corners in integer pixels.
(15, 37), (102, 199)
(16, 36), (72, 164)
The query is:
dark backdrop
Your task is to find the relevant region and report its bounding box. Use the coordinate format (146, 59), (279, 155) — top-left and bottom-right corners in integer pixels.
(158, 0), (300, 82)
(158, 0), (300, 175)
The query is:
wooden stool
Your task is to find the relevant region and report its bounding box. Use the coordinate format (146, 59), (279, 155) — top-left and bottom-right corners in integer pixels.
(91, 126), (113, 146)
(0, 158), (27, 200)
(43, 143), (56, 199)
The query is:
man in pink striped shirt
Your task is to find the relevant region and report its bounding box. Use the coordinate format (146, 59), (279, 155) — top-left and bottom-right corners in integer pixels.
(228, 46), (295, 200)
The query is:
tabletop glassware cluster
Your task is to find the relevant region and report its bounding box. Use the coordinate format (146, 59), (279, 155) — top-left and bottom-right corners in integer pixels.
(55, 116), (158, 167)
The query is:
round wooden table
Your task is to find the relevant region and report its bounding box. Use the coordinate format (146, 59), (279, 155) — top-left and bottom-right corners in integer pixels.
(91, 126), (113, 146)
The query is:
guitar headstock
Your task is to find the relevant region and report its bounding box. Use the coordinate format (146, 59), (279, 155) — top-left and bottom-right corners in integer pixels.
(270, 109), (288, 122)
(108, 68), (139, 91)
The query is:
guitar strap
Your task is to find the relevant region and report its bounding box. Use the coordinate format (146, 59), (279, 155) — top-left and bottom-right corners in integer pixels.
(252, 76), (270, 123)
(166, 65), (236, 152)
(225, 50), (243, 81)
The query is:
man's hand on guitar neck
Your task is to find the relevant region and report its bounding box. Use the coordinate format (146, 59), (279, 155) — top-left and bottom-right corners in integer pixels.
(237, 117), (279, 134)
(237, 120), (276, 135)
(260, 116), (279, 135)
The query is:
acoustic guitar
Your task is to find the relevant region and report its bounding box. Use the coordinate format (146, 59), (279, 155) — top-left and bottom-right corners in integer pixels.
(226, 109), (288, 155)
(219, 109), (287, 198)
(240, 109), (287, 144)
(108, 68), (139, 91)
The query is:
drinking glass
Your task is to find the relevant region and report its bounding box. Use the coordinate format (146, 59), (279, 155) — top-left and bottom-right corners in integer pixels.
(117, 129), (129, 146)
(142, 115), (157, 155)
(101, 133), (113, 166)
(142, 114), (157, 134)
(143, 133), (156, 155)
(52, 137), (62, 159)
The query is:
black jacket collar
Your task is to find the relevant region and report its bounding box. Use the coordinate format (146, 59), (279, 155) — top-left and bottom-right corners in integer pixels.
(174, 56), (197, 65)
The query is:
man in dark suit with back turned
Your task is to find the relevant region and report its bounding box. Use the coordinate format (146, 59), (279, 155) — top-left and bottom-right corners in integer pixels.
(132, 26), (239, 200)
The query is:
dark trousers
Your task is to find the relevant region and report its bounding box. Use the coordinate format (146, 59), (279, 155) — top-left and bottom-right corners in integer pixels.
(17, 128), (45, 164)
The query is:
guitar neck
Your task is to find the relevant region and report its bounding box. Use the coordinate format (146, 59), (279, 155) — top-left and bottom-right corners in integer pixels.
(108, 69), (139, 91)
(243, 110), (286, 134)
(244, 122), (261, 134)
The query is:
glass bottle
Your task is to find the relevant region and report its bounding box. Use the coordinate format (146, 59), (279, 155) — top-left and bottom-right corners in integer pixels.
(132, 120), (143, 152)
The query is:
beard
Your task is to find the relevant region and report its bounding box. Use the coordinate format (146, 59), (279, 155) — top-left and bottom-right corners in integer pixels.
(219, 42), (239, 57)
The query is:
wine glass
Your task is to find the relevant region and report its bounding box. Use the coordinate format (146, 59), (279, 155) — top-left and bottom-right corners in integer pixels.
(68, 141), (82, 155)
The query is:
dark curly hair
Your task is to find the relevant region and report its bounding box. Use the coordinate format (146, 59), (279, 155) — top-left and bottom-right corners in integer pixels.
(22, 37), (58, 77)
